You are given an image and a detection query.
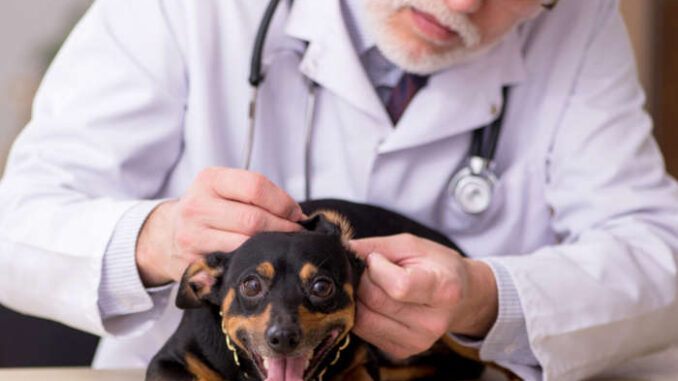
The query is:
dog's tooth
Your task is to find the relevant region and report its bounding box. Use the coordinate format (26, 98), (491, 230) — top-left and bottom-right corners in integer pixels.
(263, 357), (269, 370)
(305, 356), (310, 369)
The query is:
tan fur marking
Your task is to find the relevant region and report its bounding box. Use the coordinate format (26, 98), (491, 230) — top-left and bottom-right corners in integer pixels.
(329, 345), (372, 381)
(185, 352), (226, 381)
(341, 366), (375, 381)
(221, 288), (235, 316)
(298, 304), (355, 344)
(187, 258), (222, 278)
(226, 303), (272, 353)
(299, 263), (318, 282)
(343, 283), (354, 299)
(312, 210), (354, 242)
(256, 262), (275, 279)
(379, 366), (436, 381)
(186, 259), (223, 298)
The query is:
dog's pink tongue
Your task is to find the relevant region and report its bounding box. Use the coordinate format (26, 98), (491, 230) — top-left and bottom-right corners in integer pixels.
(265, 355), (307, 381)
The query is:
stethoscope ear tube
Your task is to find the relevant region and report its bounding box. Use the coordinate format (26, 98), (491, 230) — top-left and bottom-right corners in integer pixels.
(244, 0), (286, 170)
(303, 82), (318, 201)
(249, 0), (283, 87)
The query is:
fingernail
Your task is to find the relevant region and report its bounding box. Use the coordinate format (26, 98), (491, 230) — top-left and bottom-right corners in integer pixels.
(367, 252), (380, 266)
(292, 208), (304, 222)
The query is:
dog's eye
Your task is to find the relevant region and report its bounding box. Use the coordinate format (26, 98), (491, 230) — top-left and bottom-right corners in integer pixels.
(241, 276), (264, 298)
(310, 278), (334, 298)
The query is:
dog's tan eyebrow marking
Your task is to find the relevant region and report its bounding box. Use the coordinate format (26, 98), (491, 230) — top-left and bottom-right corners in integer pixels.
(256, 262), (275, 279)
(299, 263), (318, 282)
(332, 345), (371, 380)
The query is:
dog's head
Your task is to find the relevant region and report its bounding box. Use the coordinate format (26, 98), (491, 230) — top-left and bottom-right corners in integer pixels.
(176, 211), (364, 381)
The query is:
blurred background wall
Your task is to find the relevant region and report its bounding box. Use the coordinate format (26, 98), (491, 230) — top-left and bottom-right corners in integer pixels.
(0, 0), (93, 175)
(0, 0), (98, 368)
(0, 0), (676, 367)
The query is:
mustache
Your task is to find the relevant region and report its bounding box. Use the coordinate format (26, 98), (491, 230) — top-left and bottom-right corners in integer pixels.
(390, 0), (481, 47)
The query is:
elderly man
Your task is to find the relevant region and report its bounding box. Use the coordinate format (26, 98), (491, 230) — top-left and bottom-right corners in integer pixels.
(2, 0), (678, 379)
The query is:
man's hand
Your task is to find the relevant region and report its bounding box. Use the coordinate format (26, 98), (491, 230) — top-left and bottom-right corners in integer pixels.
(350, 234), (498, 359)
(136, 168), (305, 287)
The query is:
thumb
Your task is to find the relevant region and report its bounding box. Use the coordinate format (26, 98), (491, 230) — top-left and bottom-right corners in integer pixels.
(367, 252), (436, 304)
(366, 252), (409, 302)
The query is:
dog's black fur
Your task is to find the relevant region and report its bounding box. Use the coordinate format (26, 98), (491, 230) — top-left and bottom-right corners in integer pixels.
(146, 199), (485, 381)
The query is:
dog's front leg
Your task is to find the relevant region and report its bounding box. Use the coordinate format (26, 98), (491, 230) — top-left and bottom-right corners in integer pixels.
(338, 365), (377, 381)
(147, 352), (228, 381)
(146, 357), (196, 381)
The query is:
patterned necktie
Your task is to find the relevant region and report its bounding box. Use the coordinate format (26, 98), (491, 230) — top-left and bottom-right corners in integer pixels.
(386, 73), (429, 124)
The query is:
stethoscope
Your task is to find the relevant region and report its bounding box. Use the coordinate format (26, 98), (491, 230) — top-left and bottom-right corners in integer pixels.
(244, 0), (509, 215)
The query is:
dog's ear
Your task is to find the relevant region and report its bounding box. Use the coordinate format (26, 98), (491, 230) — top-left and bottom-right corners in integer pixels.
(300, 210), (354, 242)
(177, 253), (229, 309)
(349, 255), (366, 288)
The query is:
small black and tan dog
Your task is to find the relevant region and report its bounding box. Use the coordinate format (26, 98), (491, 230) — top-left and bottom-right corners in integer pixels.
(147, 200), (486, 381)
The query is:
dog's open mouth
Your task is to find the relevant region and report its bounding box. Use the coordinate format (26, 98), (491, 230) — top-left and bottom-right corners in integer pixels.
(249, 329), (341, 381)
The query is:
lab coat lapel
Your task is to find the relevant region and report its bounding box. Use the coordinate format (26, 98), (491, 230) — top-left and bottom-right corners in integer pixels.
(284, 0), (391, 125)
(379, 30), (528, 154)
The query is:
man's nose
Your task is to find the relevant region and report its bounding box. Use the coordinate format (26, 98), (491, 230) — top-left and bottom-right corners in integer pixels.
(445, 0), (483, 13)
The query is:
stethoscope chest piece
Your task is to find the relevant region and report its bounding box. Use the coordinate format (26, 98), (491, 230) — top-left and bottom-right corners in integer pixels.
(450, 156), (497, 215)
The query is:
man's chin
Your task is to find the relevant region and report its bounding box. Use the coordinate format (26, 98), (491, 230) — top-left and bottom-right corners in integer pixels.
(375, 38), (488, 75)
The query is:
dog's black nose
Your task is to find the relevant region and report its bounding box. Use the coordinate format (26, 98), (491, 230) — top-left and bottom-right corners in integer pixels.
(266, 324), (301, 354)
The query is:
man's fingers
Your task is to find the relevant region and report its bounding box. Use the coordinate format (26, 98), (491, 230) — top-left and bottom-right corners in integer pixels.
(175, 228), (250, 255)
(203, 168), (304, 221)
(200, 199), (303, 235)
(366, 252), (436, 304)
(349, 234), (420, 261)
(353, 300), (426, 360)
(170, 230), (249, 281)
(199, 229), (251, 253)
(357, 271), (409, 318)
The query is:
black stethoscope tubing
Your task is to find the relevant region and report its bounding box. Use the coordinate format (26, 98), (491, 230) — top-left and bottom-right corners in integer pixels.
(471, 86), (509, 161)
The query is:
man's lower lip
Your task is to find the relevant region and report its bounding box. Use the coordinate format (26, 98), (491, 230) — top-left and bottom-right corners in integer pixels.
(409, 7), (456, 41)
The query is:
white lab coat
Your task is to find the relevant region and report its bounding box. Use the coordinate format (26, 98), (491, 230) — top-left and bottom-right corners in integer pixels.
(1, 0), (678, 380)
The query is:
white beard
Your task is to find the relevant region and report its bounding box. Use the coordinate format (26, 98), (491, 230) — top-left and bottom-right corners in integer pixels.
(364, 0), (487, 74)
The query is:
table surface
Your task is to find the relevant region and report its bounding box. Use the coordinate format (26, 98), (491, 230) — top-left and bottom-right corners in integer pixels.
(0, 367), (663, 381)
(0, 368), (146, 380)
(0, 368), (644, 381)
(2, 345), (678, 380)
